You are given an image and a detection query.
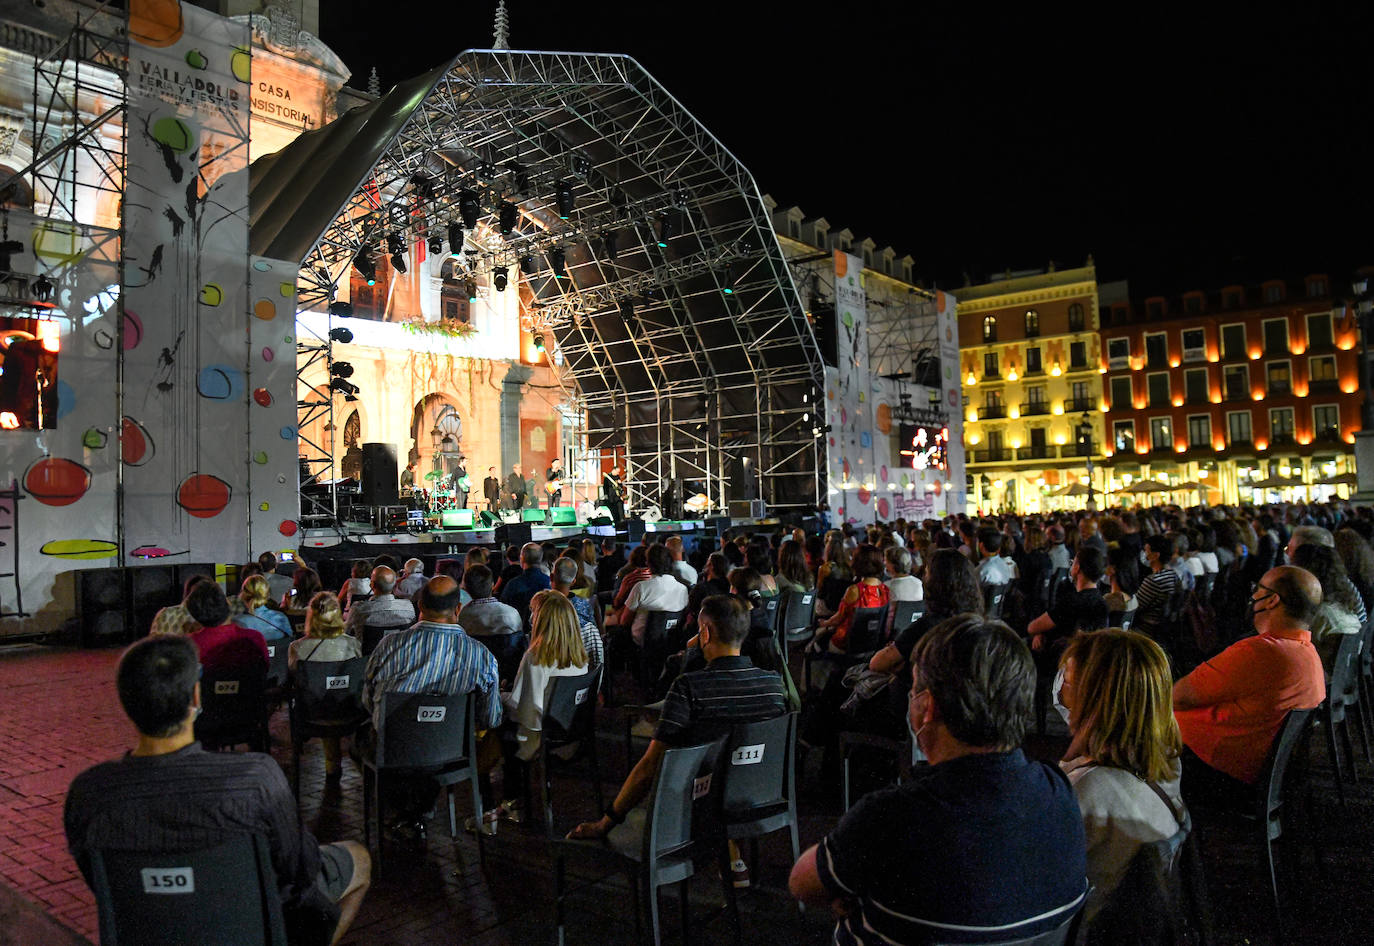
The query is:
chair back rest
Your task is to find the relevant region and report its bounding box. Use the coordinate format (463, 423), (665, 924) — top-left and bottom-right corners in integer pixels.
(762, 594), (781, 631)
(198, 665), (266, 728)
(375, 690), (474, 769)
(890, 599), (924, 634)
(1046, 568), (1071, 610)
(541, 665), (602, 744)
(1258, 708), (1314, 827)
(293, 657), (366, 721)
(361, 622), (411, 657)
(642, 609), (685, 644)
(1330, 631), (1361, 710)
(262, 641), (288, 690)
(778, 589), (817, 634)
(645, 738), (726, 862)
(1107, 608), (1137, 631)
(820, 574), (851, 612)
(983, 582), (1010, 620)
(1085, 810), (1192, 945)
(847, 606), (888, 653)
(1361, 620), (1374, 673)
(1194, 573), (1215, 602)
(931, 884), (1088, 946)
(89, 835), (286, 946)
(720, 713), (795, 817)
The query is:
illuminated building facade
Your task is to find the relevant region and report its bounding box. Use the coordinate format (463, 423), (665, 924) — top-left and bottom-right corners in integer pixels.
(956, 264), (1104, 513)
(1100, 274), (1362, 505)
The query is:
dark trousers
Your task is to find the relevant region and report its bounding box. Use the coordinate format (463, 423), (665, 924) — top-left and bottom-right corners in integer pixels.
(1180, 746), (1252, 810)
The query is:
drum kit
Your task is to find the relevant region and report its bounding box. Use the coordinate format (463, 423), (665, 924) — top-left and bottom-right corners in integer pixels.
(418, 471), (472, 517)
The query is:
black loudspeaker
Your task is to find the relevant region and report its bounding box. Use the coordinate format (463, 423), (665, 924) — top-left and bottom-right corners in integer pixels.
(76, 567), (129, 647)
(477, 510), (500, 528)
(129, 565), (180, 637)
(704, 515), (732, 538)
(496, 522), (532, 548)
(175, 562), (218, 595)
(626, 519), (646, 545)
(360, 442), (399, 506)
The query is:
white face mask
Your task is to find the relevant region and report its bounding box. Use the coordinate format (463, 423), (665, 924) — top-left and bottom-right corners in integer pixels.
(1139, 550), (1150, 567)
(1051, 666), (1071, 727)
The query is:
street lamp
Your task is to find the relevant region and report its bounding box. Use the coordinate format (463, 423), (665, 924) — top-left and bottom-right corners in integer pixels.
(1078, 412), (1096, 512)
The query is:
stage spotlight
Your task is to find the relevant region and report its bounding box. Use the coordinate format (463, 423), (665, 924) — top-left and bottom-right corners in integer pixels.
(390, 251), (407, 274)
(532, 333), (546, 352)
(508, 162), (530, 192)
(555, 180), (574, 219)
(477, 160), (496, 181)
(465, 278), (478, 303)
(329, 378), (360, 401)
(330, 361), (354, 379)
(328, 326), (354, 343)
(386, 232), (404, 256)
(498, 201), (518, 235)
(656, 211), (674, 247)
(549, 247), (567, 279)
(737, 228), (760, 254)
(459, 189), (481, 229)
(601, 230), (618, 259)
(519, 254), (536, 275)
(493, 266), (509, 291)
(32, 274), (53, 303)
(619, 298), (638, 333)
(609, 186), (628, 214)
(427, 234), (444, 255)
(353, 250), (376, 286)
(572, 155), (591, 178)
(447, 221), (464, 256)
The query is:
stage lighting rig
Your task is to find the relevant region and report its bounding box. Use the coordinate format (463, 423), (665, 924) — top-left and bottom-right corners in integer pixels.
(390, 250), (407, 274)
(32, 274), (53, 303)
(428, 234), (444, 255)
(519, 254), (536, 275)
(549, 247), (567, 279)
(507, 162), (530, 192)
(572, 154), (591, 178)
(386, 232), (404, 255)
(532, 333), (546, 352)
(498, 201), (518, 235)
(330, 361), (354, 379)
(477, 161), (496, 181)
(353, 250), (376, 286)
(329, 378), (359, 401)
(459, 189), (481, 229)
(601, 230), (619, 259)
(447, 222), (463, 256)
(555, 180), (574, 219)
(328, 326), (353, 343)
(465, 277), (478, 303)
(493, 266), (509, 291)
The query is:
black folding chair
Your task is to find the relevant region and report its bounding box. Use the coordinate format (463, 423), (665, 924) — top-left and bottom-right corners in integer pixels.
(360, 621), (412, 657)
(1046, 568), (1071, 610)
(554, 738), (727, 946)
(889, 599), (924, 636)
(983, 582), (1010, 620)
(1107, 608), (1137, 631)
(776, 589), (817, 660)
(924, 888), (1088, 945)
(1321, 632), (1363, 809)
(532, 666), (605, 838)
(760, 594), (781, 634)
(720, 713), (801, 906)
(288, 657), (368, 798)
(472, 631), (529, 683)
(803, 605), (887, 691)
(195, 665), (268, 753)
(362, 690), (484, 872)
(87, 835), (287, 946)
(1255, 708), (1317, 938)
(640, 609), (687, 697)
(263, 640), (289, 692)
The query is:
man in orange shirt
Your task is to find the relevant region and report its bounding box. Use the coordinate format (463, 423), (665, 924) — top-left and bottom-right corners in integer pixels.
(1173, 565), (1325, 803)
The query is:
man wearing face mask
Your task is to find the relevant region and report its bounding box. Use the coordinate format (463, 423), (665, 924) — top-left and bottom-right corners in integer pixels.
(1172, 566), (1326, 803)
(790, 616), (1087, 945)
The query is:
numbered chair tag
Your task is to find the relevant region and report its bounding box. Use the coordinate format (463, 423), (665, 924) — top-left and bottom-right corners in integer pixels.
(692, 773), (712, 800)
(417, 706), (446, 722)
(730, 744), (765, 766)
(574, 687), (589, 705)
(802, 595), (813, 605)
(666, 618), (679, 630)
(326, 675), (349, 690)
(266, 646), (276, 657)
(213, 680), (239, 695)
(141, 867), (194, 894)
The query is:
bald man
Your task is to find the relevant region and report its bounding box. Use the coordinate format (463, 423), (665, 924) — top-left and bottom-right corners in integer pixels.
(1173, 566), (1326, 798)
(345, 565), (416, 641)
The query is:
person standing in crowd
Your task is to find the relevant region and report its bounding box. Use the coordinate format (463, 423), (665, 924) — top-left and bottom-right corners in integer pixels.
(483, 465), (502, 512)
(789, 615), (1086, 943)
(524, 468), (539, 513)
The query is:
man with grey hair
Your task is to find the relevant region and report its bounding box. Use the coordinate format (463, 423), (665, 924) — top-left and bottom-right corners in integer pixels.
(499, 542), (551, 631)
(664, 535), (697, 585)
(396, 558), (427, 598)
(551, 557), (604, 672)
(346, 565), (416, 640)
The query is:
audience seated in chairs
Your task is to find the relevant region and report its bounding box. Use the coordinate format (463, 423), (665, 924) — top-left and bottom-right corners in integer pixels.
(549, 561), (604, 673)
(63, 636), (371, 945)
(1173, 565), (1326, 807)
(815, 536), (853, 620)
(1134, 534), (1182, 647)
(259, 550), (295, 606)
(811, 545), (890, 655)
(338, 559), (372, 611)
(1290, 543), (1365, 672)
(345, 565), (416, 641)
(610, 544), (688, 648)
(149, 573), (213, 637)
(187, 581), (268, 678)
(775, 539), (814, 595)
(396, 557), (428, 599)
(1057, 629), (1187, 933)
(500, 543), (553, 632)
(232, 574), (292, 643)
(282, 565), (322, 612)
(568, 594), (785, 890)
(473, 593), (589, 833)
(789, 614), (1088, 944)
(290, 592), (363, 781)
(360, 576), (503, 841)
(1103, 546), (1140, 615)
(882, 547), (923, 603)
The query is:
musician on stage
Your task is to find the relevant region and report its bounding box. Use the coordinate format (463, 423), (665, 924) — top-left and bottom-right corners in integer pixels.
(524, 468), (539, 512)
(602, 465), (625, 523)
(546, 457), (565, 507)
(504, 463), (526, 511)
(400, 462), (415, 492)
(484, 466), (501, 512)
(454, 456), (470, 509)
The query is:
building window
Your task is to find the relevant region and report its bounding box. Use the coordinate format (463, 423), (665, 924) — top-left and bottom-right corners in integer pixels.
(1307, 312), (1333, 350)
(1307, 277), (1328, 298)
(1150, 417), (1172, 450)
(1025, 309), (1040, 336)
(863, 249), (872, 268)
(1184, 295), (1202, 315)
(1184, 367), (1208, 403)
(1228, 411), (1252, 445)
(1146, 300), (1165, 320)
(1025, 346), (1042, 374)
(983, 390), (1004, 416)
(982, 315), (997, 343)
(984, 351), (999, 378)
(1025, 385), (1046, 412)
(1310, 355), (1337, 384)
(1069, 341), (1087, 369)
(1070, 381), (1092, 411)
(1114, 420), (1136, 454)
(1266, 361), (1290, 395)
(1264, 283), (1284, 304)
(1068, 303), (1085, 332)
(1187, 414), (1212, 448)
(1107, 337), (1130, 369)
(1111, 305), (1129, 325)
(1270, 407), (1295, 444)
(1220, 323), (1246, 360)
(788, 218), (800, 239)
(1109, 376), (1132, 408)
(1182, 328), (1206, 362)
(1029, 426), (1048, 455)
(815, 229), (828, 249)
(1147, 372), (1170, 408)
(1145, 332), (1168, 369)
(1313, 404), (1340, 441)
(1262, 318), (1288, 354)
(1223, 365), (1249, 400)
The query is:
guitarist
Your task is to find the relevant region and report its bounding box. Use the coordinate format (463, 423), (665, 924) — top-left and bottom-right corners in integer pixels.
(545, 456), (564, 507)
(453, 456), (470, 509)
(602, 465), (625, 524)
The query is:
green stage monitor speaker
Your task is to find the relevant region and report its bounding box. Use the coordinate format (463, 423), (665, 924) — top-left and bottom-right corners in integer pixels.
(550, 506), (577, 525)
(522, 508), (546, 522)
(441, 508), (474, 528)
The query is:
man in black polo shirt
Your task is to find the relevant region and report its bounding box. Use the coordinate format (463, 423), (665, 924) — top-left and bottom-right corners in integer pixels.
(789, 615), (1086, 945)
(65, 637), (371, 945)
(1027, 545), (1111, 653)
(567, 595), (785, 880)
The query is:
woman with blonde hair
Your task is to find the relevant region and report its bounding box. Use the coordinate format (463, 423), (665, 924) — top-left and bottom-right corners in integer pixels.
(232, 574), (292, 642)
(1055, 629), (1184, 931)
(288, 592), (362, 779)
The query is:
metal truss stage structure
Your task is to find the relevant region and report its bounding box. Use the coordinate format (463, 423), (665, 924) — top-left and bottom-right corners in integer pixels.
(249, 50), (825, 525)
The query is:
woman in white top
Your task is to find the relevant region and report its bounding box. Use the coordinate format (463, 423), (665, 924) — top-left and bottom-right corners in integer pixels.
(288, 592), (362, 779)
(337, 558), (372, 610)
(1056, 628), (1185, 936)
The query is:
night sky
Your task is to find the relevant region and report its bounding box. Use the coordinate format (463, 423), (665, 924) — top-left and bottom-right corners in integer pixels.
(320, 3), (1374, 296)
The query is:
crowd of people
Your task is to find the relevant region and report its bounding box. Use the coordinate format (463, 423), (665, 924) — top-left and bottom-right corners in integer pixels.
(57, 497), (1374, 944)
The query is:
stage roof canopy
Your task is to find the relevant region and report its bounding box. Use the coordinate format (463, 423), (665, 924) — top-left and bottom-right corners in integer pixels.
(250, 50), (824, 510)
